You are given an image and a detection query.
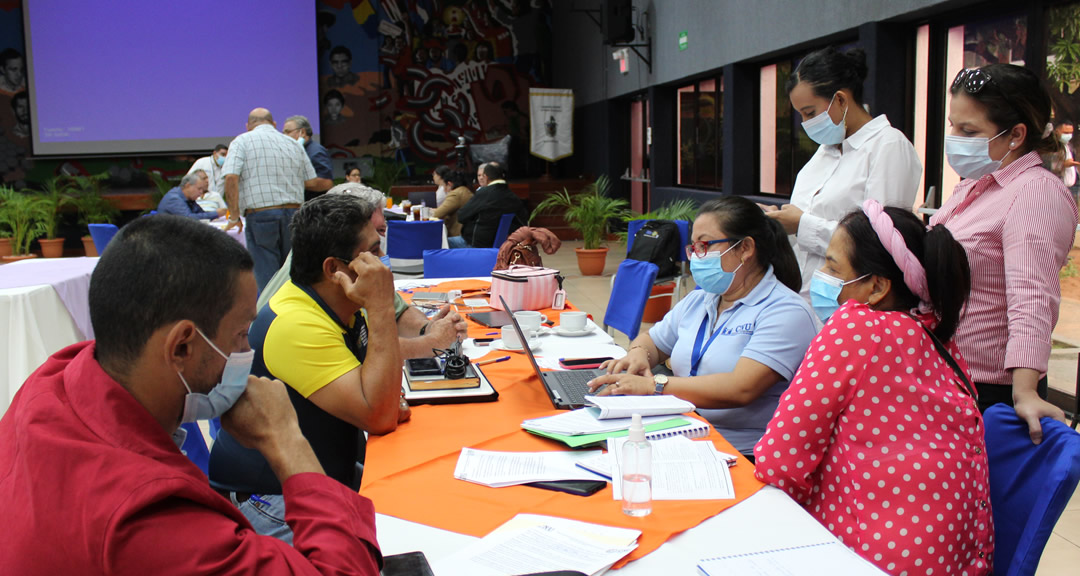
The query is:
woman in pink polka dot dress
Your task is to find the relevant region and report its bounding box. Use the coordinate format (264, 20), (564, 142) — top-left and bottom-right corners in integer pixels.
(755, 201), (992, 576)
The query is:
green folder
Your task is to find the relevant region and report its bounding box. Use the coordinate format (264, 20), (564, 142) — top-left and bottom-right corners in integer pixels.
(524, 418), (691, 449)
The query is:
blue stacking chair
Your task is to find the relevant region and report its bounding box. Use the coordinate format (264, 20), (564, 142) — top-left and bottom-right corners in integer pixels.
(983, 405), (1080, 576)
(423, 248), (499, 279)
(603, 259), (659, 341)
(492, 213), (516, 248)
(386, 220), (444, 276)
(88, 223), (120, 254)
(179, 422), (211, 475)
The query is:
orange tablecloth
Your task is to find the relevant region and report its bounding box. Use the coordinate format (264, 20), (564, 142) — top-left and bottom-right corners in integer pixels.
(366, 280), (765, 567)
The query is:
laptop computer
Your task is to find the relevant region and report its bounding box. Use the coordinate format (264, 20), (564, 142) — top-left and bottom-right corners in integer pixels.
(408, 190), (438, 207)
(500, 296), (606, 410)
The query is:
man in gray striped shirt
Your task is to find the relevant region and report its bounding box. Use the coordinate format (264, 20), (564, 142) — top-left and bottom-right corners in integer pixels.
(223, 108), (330, 291)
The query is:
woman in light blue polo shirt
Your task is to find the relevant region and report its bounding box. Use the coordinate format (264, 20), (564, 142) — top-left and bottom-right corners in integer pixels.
(588, 196), (818, 456)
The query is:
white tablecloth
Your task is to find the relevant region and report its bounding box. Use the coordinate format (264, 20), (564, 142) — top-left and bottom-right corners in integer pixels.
(0, 284), (85, 413)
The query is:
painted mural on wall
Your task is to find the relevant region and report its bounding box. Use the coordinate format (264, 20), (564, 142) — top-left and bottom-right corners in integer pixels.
(316, 0), (550, 175)
(0, 2), (29, 186)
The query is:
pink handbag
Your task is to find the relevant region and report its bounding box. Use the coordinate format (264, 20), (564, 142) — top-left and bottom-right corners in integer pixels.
(490, 265), (560, 311)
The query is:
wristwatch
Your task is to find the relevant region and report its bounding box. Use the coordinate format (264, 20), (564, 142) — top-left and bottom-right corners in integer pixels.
(653, 374), (669, 396)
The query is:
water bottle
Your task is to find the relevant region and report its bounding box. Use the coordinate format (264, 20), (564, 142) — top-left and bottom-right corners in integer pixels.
(622, 413), (652, 517)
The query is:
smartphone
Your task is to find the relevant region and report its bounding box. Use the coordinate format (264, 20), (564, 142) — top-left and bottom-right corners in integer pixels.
(473, 337), (495, 346)
(381, 551), (434, 576)
(558, 357), (614, 370)
(405, 358), (442, 377)
(524, 480), (606, 497)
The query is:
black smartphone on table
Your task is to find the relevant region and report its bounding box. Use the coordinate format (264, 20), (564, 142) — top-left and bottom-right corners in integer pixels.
(381, 551), (434, 576)
(405, 358), (442, 377)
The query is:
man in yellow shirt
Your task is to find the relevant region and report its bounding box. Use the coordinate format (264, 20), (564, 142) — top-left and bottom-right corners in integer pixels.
(209, 194), (406, 543)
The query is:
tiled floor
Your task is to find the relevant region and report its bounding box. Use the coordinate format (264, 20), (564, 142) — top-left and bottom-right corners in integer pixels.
(543, 239), (1080, 575)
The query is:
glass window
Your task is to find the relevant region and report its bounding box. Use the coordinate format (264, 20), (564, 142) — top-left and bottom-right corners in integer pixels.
(940, 13), (1027, 204)
(676, 76), (723, 188)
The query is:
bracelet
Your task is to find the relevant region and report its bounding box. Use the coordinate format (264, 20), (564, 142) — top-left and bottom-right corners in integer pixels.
(629, 345), (652, 366)
(419, 322), (429, 336)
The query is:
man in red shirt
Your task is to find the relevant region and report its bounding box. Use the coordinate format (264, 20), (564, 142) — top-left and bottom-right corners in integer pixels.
(0, 215), (383, 575)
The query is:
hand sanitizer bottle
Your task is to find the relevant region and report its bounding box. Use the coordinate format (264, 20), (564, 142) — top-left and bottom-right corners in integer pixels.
(622, 413), (652, 517)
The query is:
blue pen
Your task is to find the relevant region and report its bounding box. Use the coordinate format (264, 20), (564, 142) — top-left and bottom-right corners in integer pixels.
(485, 331), (499, 335)
(249, 494), (274, 507)
(473, 355), (511, 367)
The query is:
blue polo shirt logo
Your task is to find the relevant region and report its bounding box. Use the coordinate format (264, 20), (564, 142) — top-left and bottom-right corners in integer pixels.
(720, 322), (755, 335)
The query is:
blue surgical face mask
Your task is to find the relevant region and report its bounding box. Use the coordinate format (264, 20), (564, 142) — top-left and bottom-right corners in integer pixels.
(944, 129), (1009, 180)
(689, 239), (744, 295)
(215, 155), (225, 167)
(296, 136), (306, 147)
(176, 327), (254, 423)
(800, 94), (847, 145)
(809, 269), (869, 323)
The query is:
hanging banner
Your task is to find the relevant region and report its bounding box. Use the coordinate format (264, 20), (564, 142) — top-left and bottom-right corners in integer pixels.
(529, 88), (574, 162)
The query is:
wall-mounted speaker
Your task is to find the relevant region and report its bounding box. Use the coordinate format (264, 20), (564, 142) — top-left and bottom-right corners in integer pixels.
(603, 0), (634, 44)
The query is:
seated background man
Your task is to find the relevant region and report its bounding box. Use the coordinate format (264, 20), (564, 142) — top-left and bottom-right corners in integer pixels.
(0, 215), (381, 574)
(210, 194), (406, 543)
(157, 173), (227, 219)
(257, 182), (468, 359)
(451, 161), (527, 248)
(192, 168), (228, 212)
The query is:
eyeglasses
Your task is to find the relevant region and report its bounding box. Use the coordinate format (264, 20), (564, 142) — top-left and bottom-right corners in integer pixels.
(685, 238), (737, 259)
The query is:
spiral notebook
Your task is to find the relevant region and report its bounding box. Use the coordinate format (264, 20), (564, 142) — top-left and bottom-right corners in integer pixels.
(697, 541), (887, 575)
(527, 418), (710, 449)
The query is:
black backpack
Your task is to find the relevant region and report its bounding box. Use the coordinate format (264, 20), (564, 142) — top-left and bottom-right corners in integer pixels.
(627, 220), (682, 279)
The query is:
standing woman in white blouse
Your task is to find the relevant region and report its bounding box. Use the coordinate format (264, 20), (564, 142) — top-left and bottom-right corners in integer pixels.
(763, 46), (922, 295)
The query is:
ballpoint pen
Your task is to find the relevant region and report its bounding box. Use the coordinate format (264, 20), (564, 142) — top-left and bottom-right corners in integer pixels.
(473, 355), (511, 366)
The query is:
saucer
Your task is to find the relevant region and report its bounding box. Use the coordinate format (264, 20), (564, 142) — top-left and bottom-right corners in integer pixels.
(492, 338), (542, 352)
(553, 325), (595, 337)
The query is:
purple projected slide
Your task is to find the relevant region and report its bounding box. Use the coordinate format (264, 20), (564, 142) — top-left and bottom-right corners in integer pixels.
(25, 0), (319, 154)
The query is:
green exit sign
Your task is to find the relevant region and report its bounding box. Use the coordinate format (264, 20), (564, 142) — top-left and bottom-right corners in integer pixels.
(678, 30), (688, 51)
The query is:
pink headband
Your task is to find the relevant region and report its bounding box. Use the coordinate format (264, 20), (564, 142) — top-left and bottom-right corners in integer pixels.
(861, 199), (931, 305)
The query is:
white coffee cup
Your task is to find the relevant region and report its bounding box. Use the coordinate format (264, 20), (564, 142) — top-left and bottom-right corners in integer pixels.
(501, 325), (534, 349)
(513, 311), (547, 333)
(560, 311), (587, 332)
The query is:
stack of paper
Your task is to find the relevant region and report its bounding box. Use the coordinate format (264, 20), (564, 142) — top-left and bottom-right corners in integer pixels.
(522, 408), (678, 436)
(697, 541), (888, 575)
(453, 448), (608, 487)
(583, 394), (696, 418)
(585, 436), (736, 500)
(433, 514), (640, 576)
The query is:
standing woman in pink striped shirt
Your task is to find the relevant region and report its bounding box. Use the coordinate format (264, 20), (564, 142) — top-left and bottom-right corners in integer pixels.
(930, 64), (1079, 443)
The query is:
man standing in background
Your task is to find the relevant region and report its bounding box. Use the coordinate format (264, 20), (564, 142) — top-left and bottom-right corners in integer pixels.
(0, 49), (25, 94)
(283, 115), (334, 202)
(223, 108), (324, 291)
(187, 144), (229, 198)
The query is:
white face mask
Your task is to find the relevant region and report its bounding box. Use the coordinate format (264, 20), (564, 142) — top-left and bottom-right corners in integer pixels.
(944, 129), (1009, 180)
(176, 327), (254, 423)
(1062, 133), (1073, 144)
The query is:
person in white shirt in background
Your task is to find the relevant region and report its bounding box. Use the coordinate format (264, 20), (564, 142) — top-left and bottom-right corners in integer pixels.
(1052, 122), (1079, 202)
(188, 144), (229, 212)
(760, 46), (922, 298)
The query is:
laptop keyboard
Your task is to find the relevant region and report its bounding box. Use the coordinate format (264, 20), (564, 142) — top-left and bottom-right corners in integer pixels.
(555, 370), (599, 404)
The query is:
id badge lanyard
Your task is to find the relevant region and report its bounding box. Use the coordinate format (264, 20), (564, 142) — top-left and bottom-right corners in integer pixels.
(690, 313), (730, 377)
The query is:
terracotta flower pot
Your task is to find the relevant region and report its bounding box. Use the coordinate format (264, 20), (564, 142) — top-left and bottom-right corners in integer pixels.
(82, 235), (98, 257)
(2, 253), (39, 263)
(575, 247), (609, 276)
(0, 237), (11, 257)
(39, 237), (66, 258)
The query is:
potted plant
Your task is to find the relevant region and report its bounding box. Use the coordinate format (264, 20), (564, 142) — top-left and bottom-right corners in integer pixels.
(146, 170), (176, 214)
(0, 186), (50, 262)
(66, 173), (119, 256)
(28, 176), (76, 258)
(531, 174), (629, 275)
